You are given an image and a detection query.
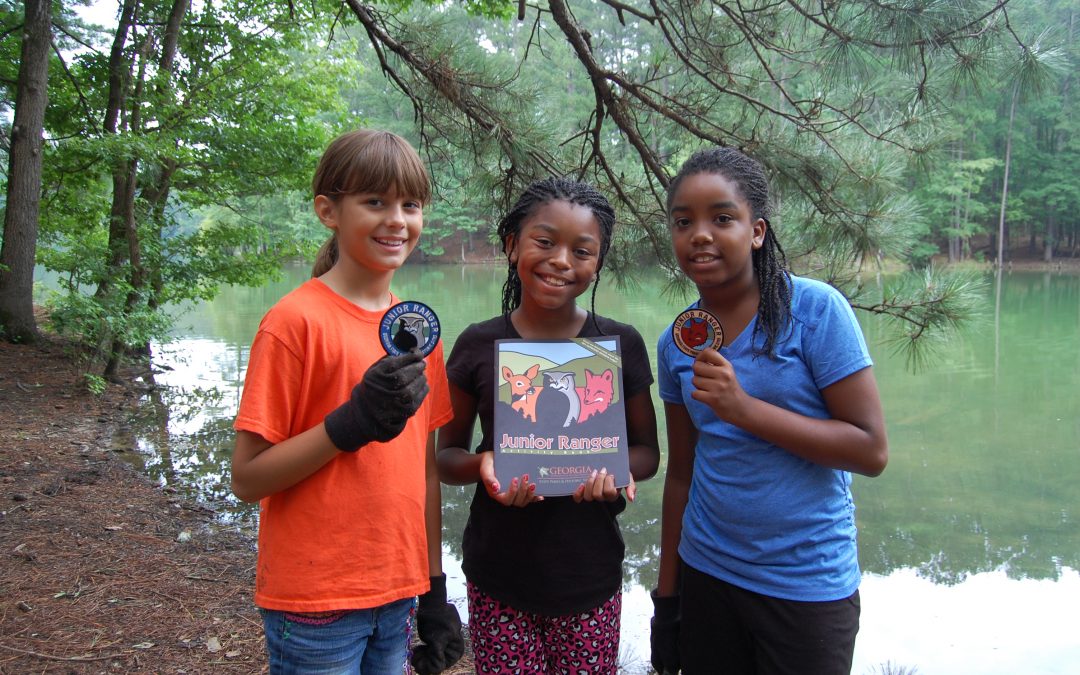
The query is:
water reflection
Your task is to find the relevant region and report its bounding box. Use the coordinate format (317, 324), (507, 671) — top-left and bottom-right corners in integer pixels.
(857, 567), (1080, 674)
(120, 263), (1080, 673)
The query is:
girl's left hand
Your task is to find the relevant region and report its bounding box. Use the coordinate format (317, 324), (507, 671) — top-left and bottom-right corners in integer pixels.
(690, 348), (749, 423)
(573, 468), (635, 503)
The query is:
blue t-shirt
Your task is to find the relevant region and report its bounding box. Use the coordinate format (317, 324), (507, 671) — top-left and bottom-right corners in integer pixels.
(657, 276), (872, 601)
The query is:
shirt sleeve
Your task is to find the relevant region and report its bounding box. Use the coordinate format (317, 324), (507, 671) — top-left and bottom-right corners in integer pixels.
(233, 326), (305, 445)
(425, 340), (454, 431)
(804, 284), (873, 390)
(656, 329), (682, 404)
(445, 322), (479, 394)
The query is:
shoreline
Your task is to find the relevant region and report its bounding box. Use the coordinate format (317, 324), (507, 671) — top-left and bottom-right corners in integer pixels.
(0, 335), (265, 671)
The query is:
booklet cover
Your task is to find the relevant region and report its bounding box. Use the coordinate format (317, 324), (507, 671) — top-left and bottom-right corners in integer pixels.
(493, 337), (631, 497)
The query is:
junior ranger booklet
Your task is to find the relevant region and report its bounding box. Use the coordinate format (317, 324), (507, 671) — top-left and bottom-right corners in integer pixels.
(493, 337), (630, 497)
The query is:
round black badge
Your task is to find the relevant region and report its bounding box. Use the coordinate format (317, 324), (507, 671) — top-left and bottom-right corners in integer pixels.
(672, 308), (724, 357)
(380, 301), (441, 357)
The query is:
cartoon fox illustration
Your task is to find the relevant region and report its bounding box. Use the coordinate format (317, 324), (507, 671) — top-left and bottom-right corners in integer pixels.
(680, 317), (710, 350)
(543, 370), (580, 428)
(576, 368), (614, 423)
(502, 364), (541, 423)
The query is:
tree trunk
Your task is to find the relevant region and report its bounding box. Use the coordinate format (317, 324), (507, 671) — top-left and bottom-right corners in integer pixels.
(104, 0), (189, 379)
(949, 141), (961, 263)
(1044, 214), (1056, 263)
(0, 0), (51, 343)
(996, 82), (1018, 268)
(95, 0), (138, 301)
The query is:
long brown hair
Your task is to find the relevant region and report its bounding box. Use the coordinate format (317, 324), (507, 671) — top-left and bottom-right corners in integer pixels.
(311, 130), (431, 277)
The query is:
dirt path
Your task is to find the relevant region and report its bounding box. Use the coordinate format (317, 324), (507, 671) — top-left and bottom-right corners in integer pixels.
(0, 336), (265, 673)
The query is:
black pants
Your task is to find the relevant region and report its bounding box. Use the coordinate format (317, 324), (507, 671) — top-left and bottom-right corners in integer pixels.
(680, 562), (860, 675)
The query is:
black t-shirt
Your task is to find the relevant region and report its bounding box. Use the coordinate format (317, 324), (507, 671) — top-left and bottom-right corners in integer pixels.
(445, 313), (654, 616)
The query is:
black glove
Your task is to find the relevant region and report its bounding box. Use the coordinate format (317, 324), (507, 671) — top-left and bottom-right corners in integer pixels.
(324, 351), (429, 452)
(411, 574), (464, 674)
(650, 589), (681, 675)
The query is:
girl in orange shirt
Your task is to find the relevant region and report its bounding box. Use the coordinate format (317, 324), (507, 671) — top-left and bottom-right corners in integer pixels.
(231, 129), (463, 674)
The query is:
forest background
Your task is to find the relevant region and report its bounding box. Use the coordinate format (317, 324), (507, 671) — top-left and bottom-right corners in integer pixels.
(0, 0), (1077, 376)
(0, 1), (1077, 671)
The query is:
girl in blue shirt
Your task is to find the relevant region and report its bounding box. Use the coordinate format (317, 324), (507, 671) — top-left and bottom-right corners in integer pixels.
(650, 147), (889, 675)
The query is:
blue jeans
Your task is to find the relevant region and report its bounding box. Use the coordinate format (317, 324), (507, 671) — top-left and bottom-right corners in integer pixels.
(260, 598), (416, 675)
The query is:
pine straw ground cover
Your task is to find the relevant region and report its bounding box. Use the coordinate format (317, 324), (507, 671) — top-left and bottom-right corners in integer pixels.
(0, 335), (472, 674)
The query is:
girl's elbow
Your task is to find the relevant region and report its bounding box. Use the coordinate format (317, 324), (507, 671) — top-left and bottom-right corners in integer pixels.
(433, 448), (455, 484)
(861, 442), (889, 477)
(642, 451), (661, 481)
(230, 472), (262, 503)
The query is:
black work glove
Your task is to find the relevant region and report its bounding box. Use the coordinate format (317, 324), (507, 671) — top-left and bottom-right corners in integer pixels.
(650, 589), (681, 675)
(324, 351), (429, 452)
(411, 573), (464, 674)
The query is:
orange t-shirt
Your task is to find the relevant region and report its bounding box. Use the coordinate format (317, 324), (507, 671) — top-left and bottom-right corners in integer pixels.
(234, 279), (453, 612)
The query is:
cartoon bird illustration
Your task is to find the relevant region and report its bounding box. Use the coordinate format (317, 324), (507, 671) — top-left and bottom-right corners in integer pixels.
(543, 370), (580, 428)
(392, 316), (424, 352)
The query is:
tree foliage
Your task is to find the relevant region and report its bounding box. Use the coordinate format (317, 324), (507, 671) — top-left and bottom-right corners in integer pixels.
(333, 0), (1073, 362)
(2, 0), (358, 369)
(1, 0), (1076, 371)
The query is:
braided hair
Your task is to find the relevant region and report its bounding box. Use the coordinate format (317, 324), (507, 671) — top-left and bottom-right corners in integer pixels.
(666, 147), (793, 357)
(498, 177), (616, 334)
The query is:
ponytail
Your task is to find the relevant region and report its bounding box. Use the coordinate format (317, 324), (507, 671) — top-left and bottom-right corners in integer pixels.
(312, 234), (339, 277)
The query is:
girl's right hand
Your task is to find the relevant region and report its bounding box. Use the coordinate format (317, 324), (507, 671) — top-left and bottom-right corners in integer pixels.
(479, 451), (543, 507)
(690, 347), (750, 424)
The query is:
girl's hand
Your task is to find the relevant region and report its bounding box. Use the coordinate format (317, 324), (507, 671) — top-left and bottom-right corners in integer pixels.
(479, 451), (543, 507)
(690, 348), (750, 424)
(572, 467), (631, 503)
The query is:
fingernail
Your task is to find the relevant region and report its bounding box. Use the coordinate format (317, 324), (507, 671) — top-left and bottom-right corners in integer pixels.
(601, 467), (607, 474)
(590, 470), (598, 479)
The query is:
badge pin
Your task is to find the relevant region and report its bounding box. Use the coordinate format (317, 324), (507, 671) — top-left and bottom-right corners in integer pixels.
(379, 301), (441, 357)
(672, 308), (724, 357)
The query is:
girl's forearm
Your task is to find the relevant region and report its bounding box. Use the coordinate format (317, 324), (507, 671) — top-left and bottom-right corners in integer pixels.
(625, 390), (660, 482)
(657, 401), (696, 596)
(656, 476), (690, 596)
(728, 395), (888, 476)
(435, 446), (484, 485)
(231, 426), (340, 503)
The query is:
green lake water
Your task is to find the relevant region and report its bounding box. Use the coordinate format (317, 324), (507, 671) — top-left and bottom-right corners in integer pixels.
(107, 262), (1079, 674)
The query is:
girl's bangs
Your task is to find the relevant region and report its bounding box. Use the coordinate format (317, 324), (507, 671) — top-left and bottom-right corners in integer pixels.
(341, 135), (431, 203)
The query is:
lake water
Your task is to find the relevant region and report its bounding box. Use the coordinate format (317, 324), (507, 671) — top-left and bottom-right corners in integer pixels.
(112, 262), (1079, 674)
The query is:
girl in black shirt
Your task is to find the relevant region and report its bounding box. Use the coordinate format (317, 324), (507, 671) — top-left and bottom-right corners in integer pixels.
(436, 178), (660, 673)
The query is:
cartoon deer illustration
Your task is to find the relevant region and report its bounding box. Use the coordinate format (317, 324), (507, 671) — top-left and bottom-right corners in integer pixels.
(502, 364), (541, 423)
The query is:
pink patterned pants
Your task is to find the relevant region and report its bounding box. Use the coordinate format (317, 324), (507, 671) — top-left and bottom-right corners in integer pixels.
(467, 582), (621, 674)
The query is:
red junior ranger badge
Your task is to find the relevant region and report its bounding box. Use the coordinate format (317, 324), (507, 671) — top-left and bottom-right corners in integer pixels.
(672, 308), (724, 357)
